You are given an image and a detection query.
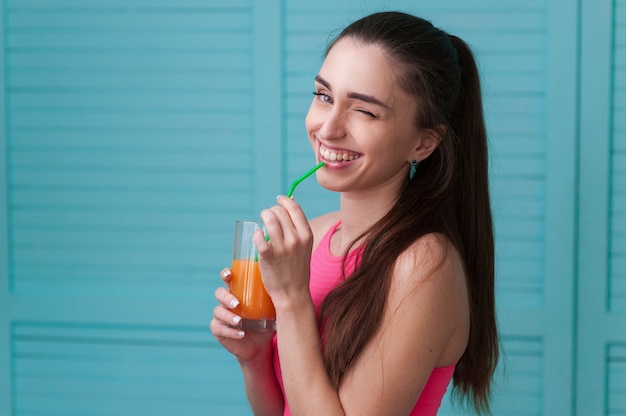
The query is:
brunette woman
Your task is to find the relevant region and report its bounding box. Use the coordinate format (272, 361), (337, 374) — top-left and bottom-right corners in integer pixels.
(211, 11), (498, 415)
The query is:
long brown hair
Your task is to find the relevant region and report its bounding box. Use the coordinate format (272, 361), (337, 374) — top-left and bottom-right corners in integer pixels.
(318, 11), (498, 414)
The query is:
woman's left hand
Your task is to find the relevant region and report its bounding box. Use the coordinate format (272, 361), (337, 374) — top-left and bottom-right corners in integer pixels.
(253, 195), (313, 305)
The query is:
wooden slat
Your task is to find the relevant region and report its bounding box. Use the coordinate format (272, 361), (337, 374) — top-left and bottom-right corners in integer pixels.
(0, 0), (13, 414)
(11, 322), (250, 415)
(4, 1), (257, 304)
(611, 0), (626, 312)
(438, 336), (544, 415)
(608, 344), (626, 415)
(6, 0), (252, 8)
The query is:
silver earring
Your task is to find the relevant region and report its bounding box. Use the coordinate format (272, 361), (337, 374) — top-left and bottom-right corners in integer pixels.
(409, 159), (418, 180)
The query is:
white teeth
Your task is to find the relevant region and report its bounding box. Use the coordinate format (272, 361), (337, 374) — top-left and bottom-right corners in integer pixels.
(320, 146), (359, 163)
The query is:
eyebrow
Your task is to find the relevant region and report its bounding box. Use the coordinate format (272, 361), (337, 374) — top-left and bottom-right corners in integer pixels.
(315, 75), (392, 109)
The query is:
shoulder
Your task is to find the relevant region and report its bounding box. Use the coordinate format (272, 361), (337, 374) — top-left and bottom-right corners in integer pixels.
(391, 233), (464, 291)
(386, 233), (469, 365)
(338, 233), (470, 410)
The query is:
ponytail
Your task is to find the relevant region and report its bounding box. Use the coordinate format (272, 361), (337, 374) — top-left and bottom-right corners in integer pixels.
(447, 35), (498, 414)
(320, 13), (498, 414)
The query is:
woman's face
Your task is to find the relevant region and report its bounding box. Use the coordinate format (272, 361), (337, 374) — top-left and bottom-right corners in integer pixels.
(305, 37), (423, 195)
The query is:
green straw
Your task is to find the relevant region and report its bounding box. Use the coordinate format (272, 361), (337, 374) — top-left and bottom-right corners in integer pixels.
(286, 161), (325, 198)
(255, 161), (325, 261)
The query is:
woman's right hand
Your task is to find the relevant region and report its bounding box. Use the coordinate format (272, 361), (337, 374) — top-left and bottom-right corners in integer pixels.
(210, 268), (275, 364)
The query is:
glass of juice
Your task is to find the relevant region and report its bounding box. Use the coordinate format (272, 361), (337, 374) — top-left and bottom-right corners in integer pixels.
(230, 220), (276, 331)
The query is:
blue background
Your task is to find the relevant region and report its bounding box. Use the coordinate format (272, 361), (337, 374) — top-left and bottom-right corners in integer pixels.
(0, 0), (624, 415)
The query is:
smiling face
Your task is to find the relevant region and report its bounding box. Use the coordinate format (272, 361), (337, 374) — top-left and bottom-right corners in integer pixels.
(306, 37), (427, 196)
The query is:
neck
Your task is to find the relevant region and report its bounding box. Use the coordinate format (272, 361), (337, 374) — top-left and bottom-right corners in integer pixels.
(334, 185), (401, 254)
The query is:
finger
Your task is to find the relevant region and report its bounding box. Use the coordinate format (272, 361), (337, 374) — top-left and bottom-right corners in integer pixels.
(259, 207), (294, 255)
(268, 205), (299, 242)
(210, 317), (246, 339)
(212, 304), (243, 328)
(220, 268), (232, 286)
(274, 196), (312, 251)
(269, 202), (297, 227)
(253, 227), (271, 254)
(276, 195), (311, 234)
(215, 287), (241, 310)
(259, 207), (285, 246)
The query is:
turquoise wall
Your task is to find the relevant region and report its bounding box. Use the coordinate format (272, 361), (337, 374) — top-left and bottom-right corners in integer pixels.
(0, 0), (623, 415)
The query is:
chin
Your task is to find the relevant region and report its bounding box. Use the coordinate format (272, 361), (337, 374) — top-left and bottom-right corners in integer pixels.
(317, 176), (347, 193)
(315, 174), (336, 191)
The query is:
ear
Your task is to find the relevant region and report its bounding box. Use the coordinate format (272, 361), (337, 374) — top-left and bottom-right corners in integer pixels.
(410, 125), (445, 162)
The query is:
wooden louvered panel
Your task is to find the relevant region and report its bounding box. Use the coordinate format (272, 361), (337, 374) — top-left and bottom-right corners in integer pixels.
(438, 337), (544, 416)
(611, 1), (626, 312)
(4, 1), (256, 295)
(11, 322), (249, 415)
(608, 344), (626, 415)
(607, 1), (626, 411)
(578, 0), (626, 414)
(0, 0), (588, 414)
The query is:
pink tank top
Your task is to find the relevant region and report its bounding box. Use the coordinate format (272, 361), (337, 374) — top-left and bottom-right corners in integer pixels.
(272, 221), (455, 415)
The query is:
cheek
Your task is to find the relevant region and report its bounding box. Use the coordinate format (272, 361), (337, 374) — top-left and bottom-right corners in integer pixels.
(304, 102), (319, 133)
(305, 104), (324, 149)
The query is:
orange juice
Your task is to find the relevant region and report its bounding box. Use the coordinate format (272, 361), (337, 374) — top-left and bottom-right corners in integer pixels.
(230, 259), (276, 320)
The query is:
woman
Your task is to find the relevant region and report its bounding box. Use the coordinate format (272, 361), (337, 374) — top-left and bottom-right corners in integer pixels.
(211, 11), (499, 415)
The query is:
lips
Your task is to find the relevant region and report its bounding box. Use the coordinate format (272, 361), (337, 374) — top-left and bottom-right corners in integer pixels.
(319, 145), (361, 163)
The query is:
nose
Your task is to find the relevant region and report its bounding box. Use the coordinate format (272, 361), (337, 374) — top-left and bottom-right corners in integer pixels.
(317, 108), (346, 141)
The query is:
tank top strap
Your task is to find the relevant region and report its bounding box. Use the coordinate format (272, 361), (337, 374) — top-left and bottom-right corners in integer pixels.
(314, 220), (342, 258)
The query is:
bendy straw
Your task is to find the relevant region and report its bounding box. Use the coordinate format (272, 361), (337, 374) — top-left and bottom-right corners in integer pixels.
(286, 161), (325, 198)
(255, 161), (325, 261)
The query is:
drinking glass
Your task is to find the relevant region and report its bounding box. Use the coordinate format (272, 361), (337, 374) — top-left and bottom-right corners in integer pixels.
(230, 220), (276, 331)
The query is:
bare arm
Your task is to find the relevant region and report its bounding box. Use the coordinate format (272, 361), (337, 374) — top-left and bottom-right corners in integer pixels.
(211, 272), (284, 415)
(255, 197), (469, 416)
(239, 345), (285, 416)
(337, 235), (469, 414)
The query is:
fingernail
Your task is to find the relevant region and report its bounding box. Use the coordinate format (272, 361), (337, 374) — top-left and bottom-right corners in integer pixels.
(237, 331), (245, 338)
(230, 299), (239, 308)
(222, 270), (231, 278)
(276, 194), (282, 200)
(232, 315), (241, 325)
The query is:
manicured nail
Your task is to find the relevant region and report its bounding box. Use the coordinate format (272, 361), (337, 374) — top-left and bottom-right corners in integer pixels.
(230, 299), (239, 308)
(237, 331), (245, 338)
(232, 316), (241, 325)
